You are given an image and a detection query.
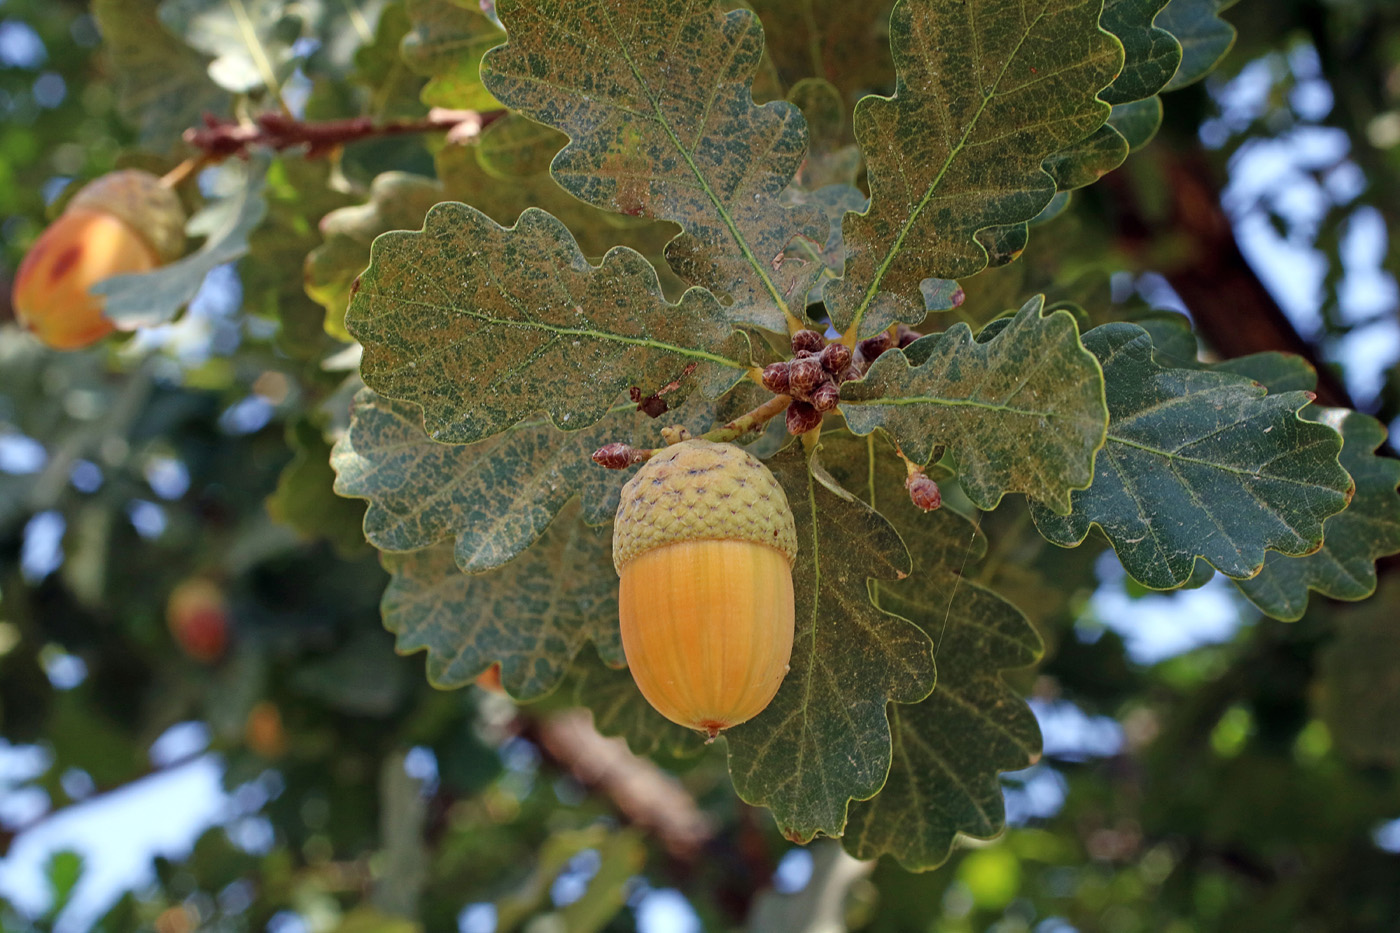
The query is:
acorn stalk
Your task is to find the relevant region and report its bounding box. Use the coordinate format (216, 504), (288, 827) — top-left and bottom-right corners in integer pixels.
(612, 439), (797, 738)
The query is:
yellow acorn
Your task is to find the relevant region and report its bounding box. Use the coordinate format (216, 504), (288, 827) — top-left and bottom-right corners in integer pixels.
(12, 170), (185, 350)
(612, 439), (798, 738)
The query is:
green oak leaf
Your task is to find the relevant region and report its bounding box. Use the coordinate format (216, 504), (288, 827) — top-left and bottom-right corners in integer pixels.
(823, 434), (1042, 871)
(1030, 322), (1354, 589)
(331, 388), (719, 572)
(242, 158), (354, 359)
(380, 501), (620, 700)
(400, 0), (504, 110)
(747, 0), (897, 105)
(350, 1), (426, 120)
(824, 0), (1122, 337)
(1101, 0), (1181, 104)
(269, 416), (368, 556)
(724, 444), (936, 843)
(978, 1), (1180, 270)
(1158, 0), (1239, 91)
(346, 202), (752, 444)
(92, 0), (227, 149)
(571, 650), (706, 759)
(1108, 97), (1164, 151)
(840, 296), (1108, 514)
(305, 171), (446, 340)
(1213, 352), (1320, 394)
(159, 0), (304, 94)
(481, 0), (827, 333)
(475, 115), (570, 180)
(94, 154), (270, 329)
(1235, 410), (1400, 621)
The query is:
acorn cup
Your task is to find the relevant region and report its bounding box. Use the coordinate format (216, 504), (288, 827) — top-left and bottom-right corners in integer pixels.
(612, 439), (797, 738)
(12, 170), (185, 350)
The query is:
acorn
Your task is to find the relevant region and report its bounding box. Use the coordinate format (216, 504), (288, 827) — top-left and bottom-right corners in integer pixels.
(612, 439), (797, 738)
(12, 170), (185, 350)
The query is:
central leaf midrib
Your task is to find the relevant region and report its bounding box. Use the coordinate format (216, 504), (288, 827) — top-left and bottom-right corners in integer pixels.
(377, 293), (745, 369)
(849, 0), (1052, 334)
(1109, 433), (1338, 488)
(845, 393), (1080, 420)
(600, 6), (794, 324)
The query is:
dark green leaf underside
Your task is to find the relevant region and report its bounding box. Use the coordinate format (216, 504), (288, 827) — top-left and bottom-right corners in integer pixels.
(1235, 410), (1400, 620)
(1031, 322), (1353, 589)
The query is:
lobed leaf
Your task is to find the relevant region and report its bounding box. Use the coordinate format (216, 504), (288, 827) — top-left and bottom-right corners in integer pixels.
(400, 0), (504, 110)
(1235, 410), (1400, 621)
(346, 202), (751, 444)
(1158, 0), (1239, 91)
(826, 435), (1042, 871)
(1030, 323), (1354, 589)
(840, 297), (1108, 514)
(481, 0), (827, 333)
(1101, 0), (1181, 104)
(724, 444), (935, 842)
(824, 0), (1122, 337)
(380, 501), (620, 700)
(331, 388), (719, 573)
(305, 171), (446, 340)
(269, 416), (368, 556)
(95, 154), (270, 329)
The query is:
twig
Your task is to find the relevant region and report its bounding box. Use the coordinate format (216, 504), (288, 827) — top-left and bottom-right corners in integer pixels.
(182, 108), (506, 161)
(592, 394), (793, 469)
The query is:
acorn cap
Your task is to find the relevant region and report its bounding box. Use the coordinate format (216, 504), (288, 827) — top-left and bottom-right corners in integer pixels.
(67, 170), (186, 264)
(613, 439), (798, 573)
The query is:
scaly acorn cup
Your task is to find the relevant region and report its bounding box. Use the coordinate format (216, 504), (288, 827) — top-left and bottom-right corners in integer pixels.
(12, 170), (185, 350)
(612, 439), (798, 739)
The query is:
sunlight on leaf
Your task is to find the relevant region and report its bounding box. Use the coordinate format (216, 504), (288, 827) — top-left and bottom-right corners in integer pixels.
(347, 202), (751, 444)
(481, 0), (827, 333)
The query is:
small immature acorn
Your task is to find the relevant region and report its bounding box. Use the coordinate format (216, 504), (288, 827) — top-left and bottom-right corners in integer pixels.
(856, 332), (892, 368)
(166, 577), (230, 663)
(786, 399), (824, 435)
(896, 324), (921, 349)
(613, 440), (797, 737)
(791, 329), (825, 354)
(906, 472), (942, 512)
(787, 357), (827, 401)
(811, 382), (840, 412)
(12, 170), (185, 350)
(761, 361), (791, 394)
(819, 342), (852, 375)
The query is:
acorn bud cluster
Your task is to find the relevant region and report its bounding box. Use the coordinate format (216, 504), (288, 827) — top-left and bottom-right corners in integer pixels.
(760, 329), (862, 435)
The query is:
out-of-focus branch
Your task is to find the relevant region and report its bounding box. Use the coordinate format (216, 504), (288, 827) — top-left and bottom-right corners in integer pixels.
(533, 710), (715, 862)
